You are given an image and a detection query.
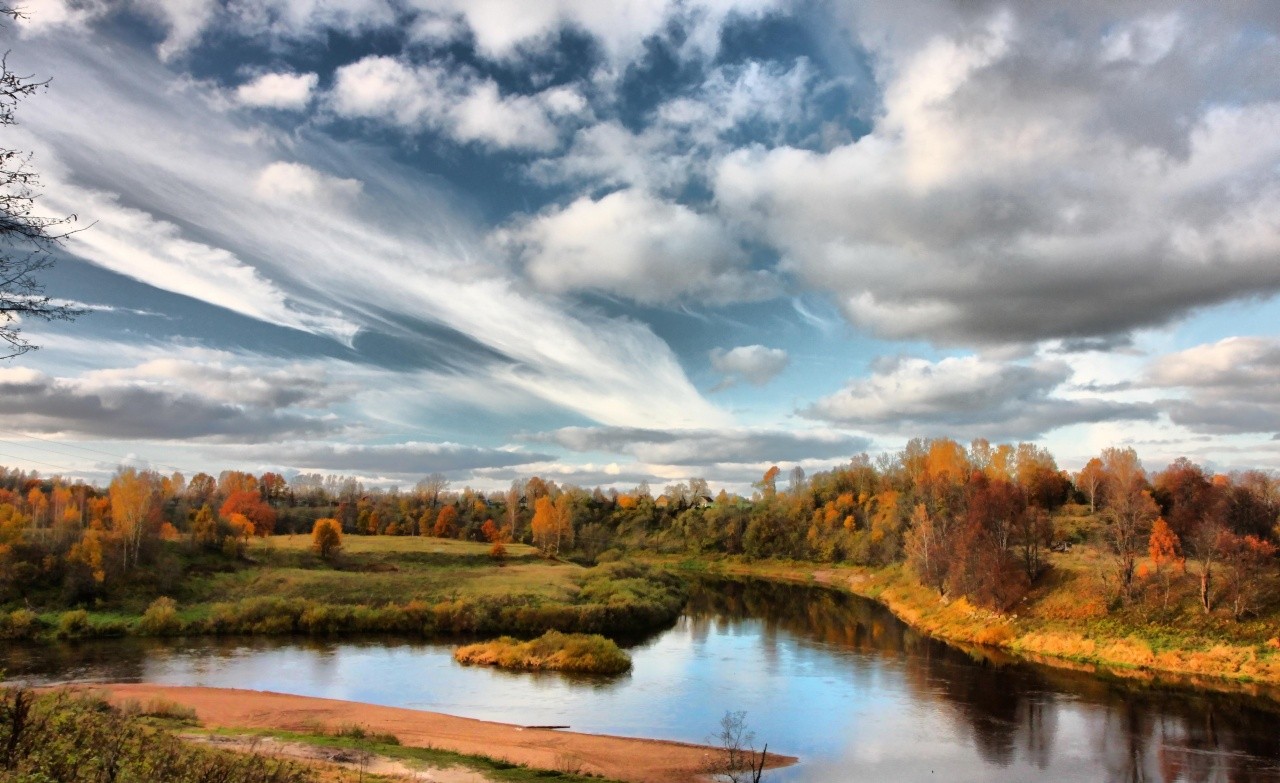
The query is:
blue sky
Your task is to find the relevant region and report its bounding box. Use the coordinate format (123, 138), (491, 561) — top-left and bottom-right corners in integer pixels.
(3, 0), (1280, 491)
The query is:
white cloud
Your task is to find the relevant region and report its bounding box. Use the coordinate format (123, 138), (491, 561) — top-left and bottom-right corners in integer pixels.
(328, 55), (562, 151)
(18, 33), (727, 433)
(235, 71), (318, 109)
(529, 425), (869, 466)
(1146, 336), (1280, 434)
(131, 0), (219, 60)
(505, 188), (772, 306)
(403, 0), (782, 64)
(709, 345), (789, 389)
(804, 355), (1155, 441)
(713, 7), (1280, 347)
(253, 162), (362, 206)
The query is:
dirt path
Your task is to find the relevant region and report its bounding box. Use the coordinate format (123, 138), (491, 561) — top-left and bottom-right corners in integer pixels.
(93, 684), (796, 783)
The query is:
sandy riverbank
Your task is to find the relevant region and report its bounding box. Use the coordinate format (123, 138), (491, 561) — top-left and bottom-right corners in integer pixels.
(91, 684), (796, 783)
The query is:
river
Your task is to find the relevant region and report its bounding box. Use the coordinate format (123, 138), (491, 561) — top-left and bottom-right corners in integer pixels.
(5, 578), (1280, 782)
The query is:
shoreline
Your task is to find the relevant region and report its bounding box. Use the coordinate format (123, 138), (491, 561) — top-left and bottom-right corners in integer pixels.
(83, 683), (797, 783)
(688, 559), (1280, 701)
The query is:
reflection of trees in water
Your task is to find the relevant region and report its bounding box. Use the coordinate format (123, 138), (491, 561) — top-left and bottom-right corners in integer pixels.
(688, 578), (1280, 783)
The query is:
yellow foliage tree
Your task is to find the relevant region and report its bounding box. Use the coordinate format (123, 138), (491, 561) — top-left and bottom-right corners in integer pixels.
(311, 517), (343, 561)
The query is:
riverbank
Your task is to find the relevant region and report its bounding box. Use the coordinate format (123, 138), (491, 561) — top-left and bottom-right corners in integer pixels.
(671, 554), (1280, 698)
(85, 684), (797, 783)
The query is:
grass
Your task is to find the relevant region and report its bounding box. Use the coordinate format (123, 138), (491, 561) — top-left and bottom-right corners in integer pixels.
(210, 727), (627, 783)
(4, 539), (687, 643)
(454, 630), (632, 674)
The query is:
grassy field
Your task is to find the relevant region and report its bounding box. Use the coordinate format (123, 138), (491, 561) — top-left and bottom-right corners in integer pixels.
(4, 537), (687, 642)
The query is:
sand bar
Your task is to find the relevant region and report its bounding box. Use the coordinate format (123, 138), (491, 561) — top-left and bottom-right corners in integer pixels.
(90, 683), (796, 783)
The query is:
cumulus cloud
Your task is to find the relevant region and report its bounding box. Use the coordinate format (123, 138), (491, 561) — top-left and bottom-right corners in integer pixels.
(713, 5), (1280, 346)
(253, 162), (363, 206)
(328, 55), (565, 151)
(532, 60), (819, 194)
(504, 189), (773, 306)
(709, 345), (788, 390)
(0, 366), (338, 441)
(235, 71), (319, 109)
(1146, 336), (1280, 434)
(803, 355), (1155, 441)
(528, 425), (869, 465)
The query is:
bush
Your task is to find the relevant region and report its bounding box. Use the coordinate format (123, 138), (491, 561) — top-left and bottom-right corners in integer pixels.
(0, 689), (312, 782)
(454, 630), (632, 674)
(0, 608), (40, 640)
(138, 596), (183, 636)
(56, 609), (90, 639)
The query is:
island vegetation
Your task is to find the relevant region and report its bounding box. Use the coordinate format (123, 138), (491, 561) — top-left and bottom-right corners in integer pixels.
(1, 437), (1278, 687)
(454, 630), (632, 674)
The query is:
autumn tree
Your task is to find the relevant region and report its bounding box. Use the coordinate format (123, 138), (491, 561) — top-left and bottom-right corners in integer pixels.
(432, 504), (458, 538)
(1074, 458), (1105, 513)
(0, 7), (81, 357)
(416, 473), (449, 507)
(530, 496), (562, 556)
(904, 504), (951, 595)
(220, 490), (276, 537)
(1189, 518), (1228, 613)
(1099, 447), (1159, 598)
(109, 467), (159, 571)
(311, 517), (343, 561)
(1148, 517), (1181, 609)
(1219, 533), (1278, 620)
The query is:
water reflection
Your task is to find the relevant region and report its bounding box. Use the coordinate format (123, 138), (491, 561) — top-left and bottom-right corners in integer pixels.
(4, 578), (1280, 783)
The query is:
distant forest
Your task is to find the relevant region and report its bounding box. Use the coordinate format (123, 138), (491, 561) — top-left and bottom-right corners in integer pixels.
(2, 438), (1276, 618)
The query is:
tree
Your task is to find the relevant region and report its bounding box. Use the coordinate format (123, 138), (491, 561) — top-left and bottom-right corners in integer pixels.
(1099, 447), (1158, 598)
(706, 711), (768, 783)
(109, 467), (158, 571)
(530, 496), (559, 556)
(416, 473), (449, 506)
(1075, 458), (1105, 513)
(1219, 533), (1278, 620)
(219, 490), (276, 536)
(432, 505), (458, 538)
(311, 517), (342, 561)
(1, 8), (81, 357)
(1148, 517), (1181, 609)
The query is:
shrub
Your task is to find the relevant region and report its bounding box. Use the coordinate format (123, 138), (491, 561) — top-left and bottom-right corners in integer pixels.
(0, 690), (312, 782)
(0, 608), (40, 640)
(454, 630), (632, 674)
(138, 596), (183, 636)
(56, 609), (90, 639)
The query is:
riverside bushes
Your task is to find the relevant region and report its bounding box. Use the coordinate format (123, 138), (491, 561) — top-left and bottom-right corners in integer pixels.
(0, 689), (313, 783)
(13, 561), (687, 642)
(454, 630), (632, 674)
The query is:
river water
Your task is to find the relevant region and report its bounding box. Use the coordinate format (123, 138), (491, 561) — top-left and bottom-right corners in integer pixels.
(5, 578), (1280, 782)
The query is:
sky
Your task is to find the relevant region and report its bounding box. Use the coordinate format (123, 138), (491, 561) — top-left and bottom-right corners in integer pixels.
(2, 0), (1280, 492)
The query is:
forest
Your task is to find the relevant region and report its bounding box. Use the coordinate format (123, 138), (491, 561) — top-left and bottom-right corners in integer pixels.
(1, 437), (1276, 628)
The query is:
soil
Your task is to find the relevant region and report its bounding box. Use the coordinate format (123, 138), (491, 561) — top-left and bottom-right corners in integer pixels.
(90, 683), (797, 783)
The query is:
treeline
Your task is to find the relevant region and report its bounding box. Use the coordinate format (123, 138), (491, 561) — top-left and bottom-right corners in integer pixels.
(1, 438), (1277, 618)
